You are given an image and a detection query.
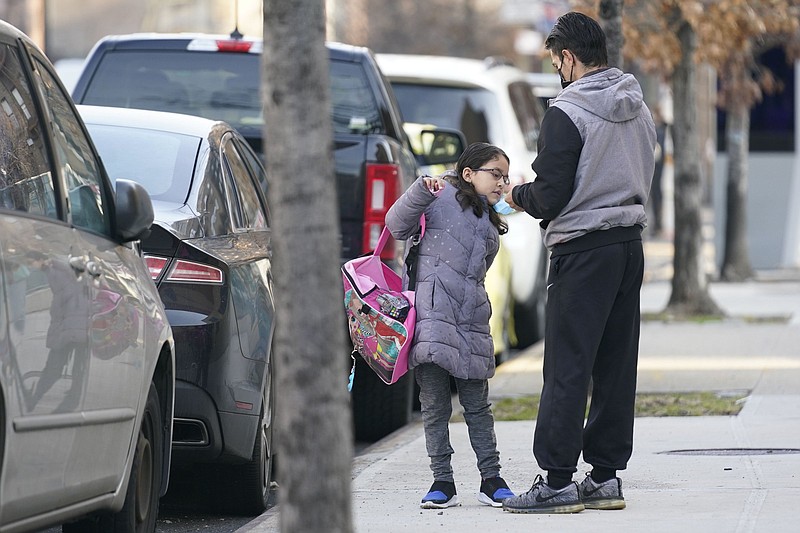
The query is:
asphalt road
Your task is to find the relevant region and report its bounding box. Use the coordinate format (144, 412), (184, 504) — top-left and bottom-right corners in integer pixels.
(36, 477), (274, 533)
(36, 439), (376, 533)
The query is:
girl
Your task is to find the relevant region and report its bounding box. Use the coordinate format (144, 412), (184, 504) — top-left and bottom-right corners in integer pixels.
(385, 142), (514, 509)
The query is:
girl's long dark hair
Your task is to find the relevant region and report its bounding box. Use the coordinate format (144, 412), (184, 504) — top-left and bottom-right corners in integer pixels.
(447, 142), (509, 235)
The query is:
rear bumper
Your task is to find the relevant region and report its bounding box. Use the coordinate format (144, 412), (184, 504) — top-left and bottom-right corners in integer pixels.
(171, 380), (259, 463)
(165, 298), (266, 464)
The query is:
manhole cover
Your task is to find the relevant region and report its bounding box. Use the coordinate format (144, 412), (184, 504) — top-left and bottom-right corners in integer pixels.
(660, 448), (800, 456)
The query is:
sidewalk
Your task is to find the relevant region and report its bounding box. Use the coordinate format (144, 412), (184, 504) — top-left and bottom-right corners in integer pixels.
(242, 244), (800, 532)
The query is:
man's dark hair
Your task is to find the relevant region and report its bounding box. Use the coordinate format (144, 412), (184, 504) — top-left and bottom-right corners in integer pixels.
(545, 11), (608, 68)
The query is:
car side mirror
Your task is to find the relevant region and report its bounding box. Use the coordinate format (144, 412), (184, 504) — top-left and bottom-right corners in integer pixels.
(404, 124), (466, 168)
(115, 179), (154, 242)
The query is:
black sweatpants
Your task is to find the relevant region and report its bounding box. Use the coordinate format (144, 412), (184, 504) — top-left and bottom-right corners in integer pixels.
(533, 239), (644, 479)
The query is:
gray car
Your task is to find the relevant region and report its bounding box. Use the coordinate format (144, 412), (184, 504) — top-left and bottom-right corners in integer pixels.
(0, 20), (175, 533)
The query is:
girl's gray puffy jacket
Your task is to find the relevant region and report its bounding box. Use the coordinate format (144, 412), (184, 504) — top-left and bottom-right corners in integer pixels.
(385, 177), (499, 380)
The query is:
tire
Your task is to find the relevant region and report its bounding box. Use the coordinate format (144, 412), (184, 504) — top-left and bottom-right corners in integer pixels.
(513, 249), (548, 349)
(64, 383), (163, 533)
(352, 356), (413, 442)
(495, 326), (512, 366)
(216, 360), (275, 515)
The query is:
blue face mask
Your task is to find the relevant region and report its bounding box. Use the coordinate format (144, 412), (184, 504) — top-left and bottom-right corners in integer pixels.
(493, 198), (515, 215)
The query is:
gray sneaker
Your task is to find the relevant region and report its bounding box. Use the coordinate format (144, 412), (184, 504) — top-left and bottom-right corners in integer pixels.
(579, 473), (626, 510)
(502, 475), (584, 514)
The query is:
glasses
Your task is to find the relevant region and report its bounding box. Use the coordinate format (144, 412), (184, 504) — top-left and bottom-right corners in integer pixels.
(473, 168), (510, 186)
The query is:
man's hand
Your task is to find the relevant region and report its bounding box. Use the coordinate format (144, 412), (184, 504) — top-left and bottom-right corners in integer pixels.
(504, 187), (523, 212)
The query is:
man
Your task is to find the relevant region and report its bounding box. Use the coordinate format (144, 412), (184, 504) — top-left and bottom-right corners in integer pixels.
(502, 11), (656, 514)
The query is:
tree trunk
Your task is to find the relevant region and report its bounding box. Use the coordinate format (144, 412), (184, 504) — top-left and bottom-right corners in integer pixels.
(262, 2), (353, 532)
(599, 0), (624, 69)
(720, 85), (755, 281)
(666, 13), (722, 317)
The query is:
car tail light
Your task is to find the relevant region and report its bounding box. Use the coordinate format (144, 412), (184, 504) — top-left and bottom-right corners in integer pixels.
(187, 38), (262, 53)
(215, 39), (252, 53)
(362, 163), (400, 259)
(144, 256), (169, 280)
(143, 255), (224, 284)
(168, 260), (224, 284)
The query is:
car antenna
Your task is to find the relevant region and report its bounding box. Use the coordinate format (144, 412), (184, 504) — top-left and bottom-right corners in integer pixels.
(230, 0), (243, 39)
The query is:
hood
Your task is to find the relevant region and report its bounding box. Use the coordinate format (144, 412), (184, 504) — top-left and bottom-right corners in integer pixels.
(556, 67), (644, 123)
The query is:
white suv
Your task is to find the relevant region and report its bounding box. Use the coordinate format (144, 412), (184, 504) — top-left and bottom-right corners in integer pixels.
(377, 54), (549, 354)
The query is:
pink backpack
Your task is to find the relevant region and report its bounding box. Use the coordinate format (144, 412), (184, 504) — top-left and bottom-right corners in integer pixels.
(342, 219), (424, 385)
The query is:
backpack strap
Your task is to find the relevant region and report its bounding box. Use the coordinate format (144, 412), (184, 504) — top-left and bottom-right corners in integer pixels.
(373, 215), (425, 257)
(373, 226), (392, 257)
(406, 215), (425, 287)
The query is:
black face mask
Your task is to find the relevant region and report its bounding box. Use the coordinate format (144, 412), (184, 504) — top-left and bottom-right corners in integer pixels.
(558, 60), (574, 89)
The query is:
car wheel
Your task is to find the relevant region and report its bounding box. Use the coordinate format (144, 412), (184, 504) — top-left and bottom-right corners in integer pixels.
(352, 356), (412, 442)
(513, 249), (548, 349)
(216, 360), (274, 515)
(63, 383), (163, 533)
(495, 325), (512, 366)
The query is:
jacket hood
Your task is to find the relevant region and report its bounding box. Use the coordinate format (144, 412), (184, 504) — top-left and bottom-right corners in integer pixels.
(556, 67), (644, 123)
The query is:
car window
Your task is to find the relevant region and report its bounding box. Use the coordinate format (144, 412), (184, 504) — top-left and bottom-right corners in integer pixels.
(32, 57), (111, 236)
(236, 138), (271, 224)
(84, 123), (200, 204)
(390, 83), (502, 146)
(81, 49), (386, 140)
(81, 51), (263, 140)
(508, 81), (545, 152)
(221, 136), (266, 230)
(329, 59), (383, 135)
(0, 43), (57, 218)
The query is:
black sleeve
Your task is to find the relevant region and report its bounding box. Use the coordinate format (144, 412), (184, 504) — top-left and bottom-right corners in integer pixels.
(512, 106), (582, 223)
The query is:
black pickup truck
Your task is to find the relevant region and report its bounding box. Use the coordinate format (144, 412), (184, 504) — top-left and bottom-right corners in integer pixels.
(71, 33), (460, 443)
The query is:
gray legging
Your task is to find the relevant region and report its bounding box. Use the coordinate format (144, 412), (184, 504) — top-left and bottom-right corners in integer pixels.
(415, 363), (501, 483)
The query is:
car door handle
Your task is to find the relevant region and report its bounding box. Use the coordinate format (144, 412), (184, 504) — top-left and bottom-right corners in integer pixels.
(85, 260), (102, 278)
(68, 255), (86, 273)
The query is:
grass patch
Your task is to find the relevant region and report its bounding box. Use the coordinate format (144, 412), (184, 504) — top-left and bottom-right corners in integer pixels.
(642, 312), (790, 324)
(642, 312), (724, 323)
(634, 391), (747, 416)
(740, 314), (792, 324)
(450, 391), (748, 422)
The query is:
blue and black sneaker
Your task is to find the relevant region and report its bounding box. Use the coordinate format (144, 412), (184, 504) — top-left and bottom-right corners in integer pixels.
(420, 480), (460, 509)
(478, 476), (515, 507)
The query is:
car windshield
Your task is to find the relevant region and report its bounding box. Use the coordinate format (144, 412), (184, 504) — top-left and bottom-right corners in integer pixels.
(85, 123), (200, 203)
(390, 83), (503, 146)
(82, 51), (263, 139)
(80, 49), (386, 141)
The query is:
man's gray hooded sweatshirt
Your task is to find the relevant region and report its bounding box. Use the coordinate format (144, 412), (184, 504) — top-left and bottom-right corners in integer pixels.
(512, 67), (656, 254)
(385, 177), (499, 380)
